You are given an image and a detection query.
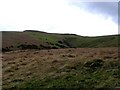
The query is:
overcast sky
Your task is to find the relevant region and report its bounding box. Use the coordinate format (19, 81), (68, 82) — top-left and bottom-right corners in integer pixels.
(0, 0), (119, 36)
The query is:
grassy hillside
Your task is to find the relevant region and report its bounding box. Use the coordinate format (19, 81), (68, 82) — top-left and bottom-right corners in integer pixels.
(2, 48), (119, 89)
(2, 30), (119, 51)
(2, 30), (120, 89)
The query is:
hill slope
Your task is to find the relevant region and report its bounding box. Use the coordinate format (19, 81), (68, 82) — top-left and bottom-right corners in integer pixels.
(2, 30), (119, 51)
(2, 48), (120, 89)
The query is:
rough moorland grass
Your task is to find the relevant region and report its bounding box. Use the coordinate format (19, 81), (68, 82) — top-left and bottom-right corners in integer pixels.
(10, 59), (120, 90)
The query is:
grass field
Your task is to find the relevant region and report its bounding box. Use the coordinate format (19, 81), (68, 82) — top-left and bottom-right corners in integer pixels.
(2, 47), (120, 89)
(2, 30), (119, 51)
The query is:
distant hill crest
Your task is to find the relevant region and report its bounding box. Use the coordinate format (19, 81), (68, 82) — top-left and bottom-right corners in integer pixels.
(2, 30), (119, 52)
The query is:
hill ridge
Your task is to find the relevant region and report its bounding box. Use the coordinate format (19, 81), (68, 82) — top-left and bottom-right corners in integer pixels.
(2, 30), (119, 52)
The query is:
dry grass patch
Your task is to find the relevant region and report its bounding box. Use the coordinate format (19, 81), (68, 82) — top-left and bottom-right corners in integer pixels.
(2, 47), (119, 89)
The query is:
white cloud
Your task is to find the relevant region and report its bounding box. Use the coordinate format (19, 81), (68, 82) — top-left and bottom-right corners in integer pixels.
(0, 0), (118, 36)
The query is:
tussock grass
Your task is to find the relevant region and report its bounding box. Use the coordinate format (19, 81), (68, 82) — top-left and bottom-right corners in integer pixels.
(2, 48), (119, 89)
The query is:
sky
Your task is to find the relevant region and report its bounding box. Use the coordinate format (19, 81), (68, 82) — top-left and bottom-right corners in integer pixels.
(0, 0), (119, 36)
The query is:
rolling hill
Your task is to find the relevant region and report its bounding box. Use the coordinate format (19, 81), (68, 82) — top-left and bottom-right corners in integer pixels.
(2, 30), (120, 89)
(2, 30), (119, 52)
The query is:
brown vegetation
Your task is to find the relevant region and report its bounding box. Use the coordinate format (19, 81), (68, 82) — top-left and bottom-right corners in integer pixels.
(2, 47), (119, 89)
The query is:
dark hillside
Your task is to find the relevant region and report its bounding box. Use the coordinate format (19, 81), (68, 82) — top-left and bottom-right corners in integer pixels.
(2, 30), (119, 51)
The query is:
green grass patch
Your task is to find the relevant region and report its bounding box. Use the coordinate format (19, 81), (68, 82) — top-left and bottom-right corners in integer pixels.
(8, 59), (120, 89)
